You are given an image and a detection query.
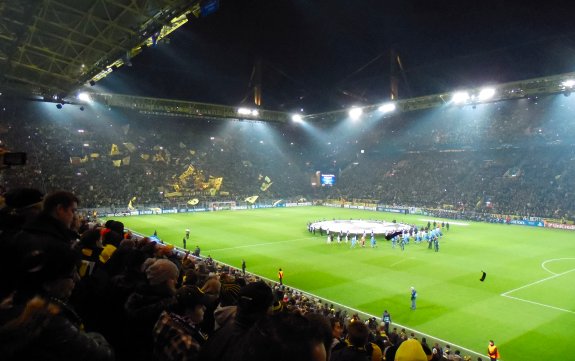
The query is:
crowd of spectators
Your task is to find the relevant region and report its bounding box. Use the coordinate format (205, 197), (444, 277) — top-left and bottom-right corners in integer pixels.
(0, 188), (485, 361)
(1, 92), (573, 219)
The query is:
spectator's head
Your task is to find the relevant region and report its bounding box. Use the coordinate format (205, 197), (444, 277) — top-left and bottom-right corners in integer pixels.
(394, 339), (427, 361)
(219, 282), (241, 306)
(145, 258), (179, 288)
(79, 229), (101, 249)
(107, 220), (124, 235)
(42, 191), (79, 229)
(330, 317), (343, 339)
(14, 235), (81, 301)
(0, 188), (44, 232)
(346, 320), (369, 348)
(174, 285), (210, 324)
(3, 187), (44, 214)
(237, 281), (273, 315)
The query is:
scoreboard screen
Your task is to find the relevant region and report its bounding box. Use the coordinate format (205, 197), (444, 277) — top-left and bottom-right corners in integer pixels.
(320, 174), (336, 186)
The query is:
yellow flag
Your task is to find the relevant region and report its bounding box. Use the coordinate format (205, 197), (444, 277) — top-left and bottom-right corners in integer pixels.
(261, 182), (273, 191)
(245, 196), (259, 204)
(122, 156), (131, 166)
(110, 144), (120, 156)
(112, 159), (121, 167)
(188, 198), (199, 205)
(128, 197), (136, 211)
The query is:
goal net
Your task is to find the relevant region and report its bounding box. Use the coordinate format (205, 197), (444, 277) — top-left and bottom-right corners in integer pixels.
(209, 201), (236, 211)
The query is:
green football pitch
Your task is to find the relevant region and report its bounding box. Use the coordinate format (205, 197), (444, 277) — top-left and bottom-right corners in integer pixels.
(115, 206), (575, 361)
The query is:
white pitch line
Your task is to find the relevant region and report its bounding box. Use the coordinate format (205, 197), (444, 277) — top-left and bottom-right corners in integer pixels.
(541, 258), (575, 275)
(501, 294), (575, 315)
(209, 236), (315, 252)
(501, 268), (575, 296)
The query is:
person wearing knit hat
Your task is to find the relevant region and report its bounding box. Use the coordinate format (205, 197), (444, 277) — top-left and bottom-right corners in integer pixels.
(123, 258), (180, 361)
(395, 339), (428, 361)
(213, 282), (241, 330)
(153, 286), (210, 361)
(146, 258), (180, 286)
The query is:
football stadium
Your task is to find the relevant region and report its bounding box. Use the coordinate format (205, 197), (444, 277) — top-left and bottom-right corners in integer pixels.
(1, 1), (574, 361)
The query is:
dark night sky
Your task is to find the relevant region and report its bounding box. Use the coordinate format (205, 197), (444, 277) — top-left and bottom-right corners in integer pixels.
(98, 0), (575, 113)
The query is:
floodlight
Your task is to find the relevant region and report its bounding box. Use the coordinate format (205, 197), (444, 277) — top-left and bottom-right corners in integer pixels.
(348, 106), (363, 120)
(478, 88), (495, 101)
(251, 109), (259, 116)
(562, 79), (575, 88)
(237, 107), (251, 115)
(378, 103), (396, 113)
(452, 91), (470, 104)
(78, 92), (91, 102)
(291, 114), (303, 123)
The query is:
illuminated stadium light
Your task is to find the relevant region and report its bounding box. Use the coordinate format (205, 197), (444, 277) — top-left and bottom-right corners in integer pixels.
(478, 88), (495, 101)
(378, 103), (396, 113)
(452, 91), (470, 104)
(562, 79), (575, 88)
(237, 107), (259, 116)
(77, 92), (91, 102)
(348, 106), (363, 120)
(291, 114), (303, 123)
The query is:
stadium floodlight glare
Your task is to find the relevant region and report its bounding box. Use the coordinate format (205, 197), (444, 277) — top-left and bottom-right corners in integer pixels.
(562, 79), (575, 88)
(78, 92), (91, 102)
(237, 107), (259, 116)
(291, 114), (303, 123)
(452, 91), (470, 104)
(378, 103), (396, 113)
(478, 88), (495, 101)
(348, 106), (363, 120)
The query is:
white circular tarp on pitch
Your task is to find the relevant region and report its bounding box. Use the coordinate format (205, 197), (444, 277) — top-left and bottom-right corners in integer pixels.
(309, 219), (410, 236)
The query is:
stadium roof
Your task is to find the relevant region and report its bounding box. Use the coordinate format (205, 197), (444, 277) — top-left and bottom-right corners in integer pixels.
(0, 0), (204, 99)
(2, 0), (575, 116)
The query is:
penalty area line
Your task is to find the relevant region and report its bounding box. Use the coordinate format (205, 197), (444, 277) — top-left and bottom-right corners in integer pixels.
(501, 294), (575, 315)
(501, 268), (575, 296)
(501, 267), (575, 314)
